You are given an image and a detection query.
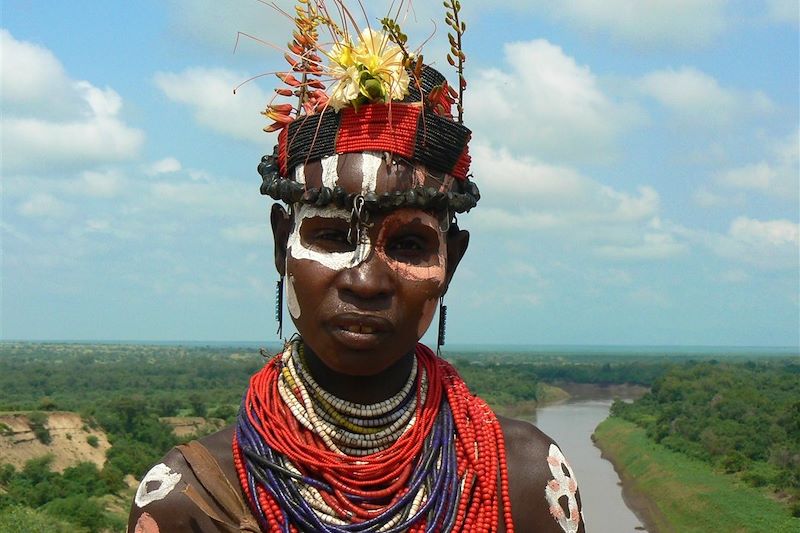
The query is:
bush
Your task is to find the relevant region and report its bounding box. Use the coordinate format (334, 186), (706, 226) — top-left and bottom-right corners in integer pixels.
(0, 505), (84, 533)
(38, 396), (58, 411)
(86, 435), (99, 448)
(27, 412), (51, 445)
(43, 496), (110, 533)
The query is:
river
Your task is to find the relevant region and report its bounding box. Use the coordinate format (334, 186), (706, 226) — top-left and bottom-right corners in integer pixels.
(531, 397), (649, 533)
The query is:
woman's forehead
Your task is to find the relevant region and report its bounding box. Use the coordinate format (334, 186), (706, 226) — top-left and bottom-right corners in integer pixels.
(293, 152), (455, 196)
(293, 203), (443, 229)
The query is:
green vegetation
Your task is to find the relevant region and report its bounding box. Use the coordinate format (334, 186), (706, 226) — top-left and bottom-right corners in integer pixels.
(26, 411), (51, 445)
(1, 341), (796, 531)
(611, 361), (800, 513)
(0, 342), (272, 531)
(0, 505), (84, 533)
(0, 456), (125, 532)
(594, 417), (799, 532)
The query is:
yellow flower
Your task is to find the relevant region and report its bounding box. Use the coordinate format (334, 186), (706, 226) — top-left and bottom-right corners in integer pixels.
(330, 40), (355, 69)
(329, 64), (361, 111)
(327, 28), (409, 111)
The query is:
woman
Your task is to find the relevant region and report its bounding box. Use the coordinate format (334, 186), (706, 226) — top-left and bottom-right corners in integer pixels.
(128, 4), (584, 531)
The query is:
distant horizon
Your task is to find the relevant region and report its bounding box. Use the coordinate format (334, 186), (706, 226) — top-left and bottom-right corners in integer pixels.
(2, 338), (797, 354)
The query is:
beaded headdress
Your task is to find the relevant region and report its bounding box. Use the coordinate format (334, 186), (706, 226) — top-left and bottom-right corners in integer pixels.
(256, 0), (480, 215)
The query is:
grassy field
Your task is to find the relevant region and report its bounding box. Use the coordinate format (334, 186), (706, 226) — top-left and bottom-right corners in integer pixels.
(593, 417), (798, 533)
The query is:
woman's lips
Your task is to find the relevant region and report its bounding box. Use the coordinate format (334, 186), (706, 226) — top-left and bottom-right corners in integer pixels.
(341, 324), (376, 334)
(329, 314), (392, 349)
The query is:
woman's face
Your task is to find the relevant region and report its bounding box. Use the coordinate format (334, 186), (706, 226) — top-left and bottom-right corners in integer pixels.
(272, 152), (468, 376)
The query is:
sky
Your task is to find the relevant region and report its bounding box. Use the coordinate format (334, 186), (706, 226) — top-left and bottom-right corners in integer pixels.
(1, 0), (798, 347)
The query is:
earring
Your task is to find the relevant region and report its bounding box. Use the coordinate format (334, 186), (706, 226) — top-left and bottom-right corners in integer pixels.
(275, 276), (284, 339)
(436, 297), (447, 356)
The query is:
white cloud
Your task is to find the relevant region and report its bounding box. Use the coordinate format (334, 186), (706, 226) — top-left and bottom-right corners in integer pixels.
(472, 143), (660, 224)
(17, 194), (72, 219)
(674, 217), (799, 270)
(0, 29), (75, 116)
(153, 68), (270, 143)
(712, 129), (799, 199)
(165, 0), (293, 55)
(518, 0), (729, 47)
(469, 40), (640, 163)
(77, 170), (124, 198)
(729, 217), (799, 246)
(1, 31), (144, 173)
(595, 232), (688, 261)
(146, 158), (183, 176)
(638, 67), (774, 128)
(468, 143), (684, 261)
(692, 187), (745, 208)
(766, 0), (800, 25)
(717, 163), (777, 190)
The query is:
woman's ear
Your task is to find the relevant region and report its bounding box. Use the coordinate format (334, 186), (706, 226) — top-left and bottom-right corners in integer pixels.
(443, 228), (469, 295)
(270, 203), (291, 276)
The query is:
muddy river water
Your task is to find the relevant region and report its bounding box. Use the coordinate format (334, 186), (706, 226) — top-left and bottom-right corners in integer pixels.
(530, 398), (649, 533)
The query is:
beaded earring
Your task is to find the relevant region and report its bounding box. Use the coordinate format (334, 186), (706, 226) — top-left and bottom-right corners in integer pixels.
(275, 276), (284, 339)
(436, 297), (447, 356)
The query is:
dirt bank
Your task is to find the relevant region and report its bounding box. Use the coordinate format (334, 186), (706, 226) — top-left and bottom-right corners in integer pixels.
(591, 429), (670, 533)
(160, 416), (226, 438)
(552, 381), (649, 402)
(0, 412), (110, 472)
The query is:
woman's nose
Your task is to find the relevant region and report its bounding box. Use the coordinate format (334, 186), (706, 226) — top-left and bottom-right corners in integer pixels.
(337, 249), (395, 304)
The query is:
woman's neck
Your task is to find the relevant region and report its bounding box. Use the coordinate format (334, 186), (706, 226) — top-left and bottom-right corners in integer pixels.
(302, 345), (416, 404)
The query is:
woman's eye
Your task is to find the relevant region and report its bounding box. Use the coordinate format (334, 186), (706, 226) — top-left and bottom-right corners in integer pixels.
(315, 229), (348, 243)
(307, 228), (354, 252)
(388, 235), (428, 254)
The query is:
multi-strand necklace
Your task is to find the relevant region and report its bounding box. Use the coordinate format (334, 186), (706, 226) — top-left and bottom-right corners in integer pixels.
(233, 340), (514, 532)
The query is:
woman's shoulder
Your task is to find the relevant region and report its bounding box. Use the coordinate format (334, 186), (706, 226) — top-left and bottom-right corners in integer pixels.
(497, 415), (586, 533)
(126, 425), (246, 532)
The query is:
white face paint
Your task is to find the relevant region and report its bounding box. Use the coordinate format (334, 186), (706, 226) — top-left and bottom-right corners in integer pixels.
(135, 463), (182, 508)
(320, 154), (339, 189)
(294, 164), (306, 185)
(287, 204), (372, 271)
(359, 151), (382, 193)
(544, 443), (582, 533)
(287, 273), (301, 319)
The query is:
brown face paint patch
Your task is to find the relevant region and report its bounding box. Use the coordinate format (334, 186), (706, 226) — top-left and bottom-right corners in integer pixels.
(134, 512), (160, 533)
(374, 209), (447, 285)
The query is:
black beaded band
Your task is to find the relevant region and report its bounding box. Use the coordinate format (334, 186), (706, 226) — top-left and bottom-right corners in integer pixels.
(259, 147), (480, 214)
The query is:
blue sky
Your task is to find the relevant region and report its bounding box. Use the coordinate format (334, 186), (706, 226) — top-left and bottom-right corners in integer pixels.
(2, 1), (798, 347)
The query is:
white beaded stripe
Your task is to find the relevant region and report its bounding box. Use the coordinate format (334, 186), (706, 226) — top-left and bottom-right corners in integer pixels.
(295, 354), (418, 417)
(291, 365), (426, 449)
(294, 347), (418, 416)
(276, 342), (429, 456)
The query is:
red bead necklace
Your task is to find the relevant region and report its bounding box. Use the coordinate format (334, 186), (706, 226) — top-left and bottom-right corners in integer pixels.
(233, 342), (515, 532)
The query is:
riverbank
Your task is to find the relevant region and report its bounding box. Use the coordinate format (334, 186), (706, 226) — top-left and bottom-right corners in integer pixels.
(491, 381), (648, 418)
(593, 417), (799, 532)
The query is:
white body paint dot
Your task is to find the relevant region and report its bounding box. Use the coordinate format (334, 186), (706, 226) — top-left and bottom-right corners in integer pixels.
(135, 463), (182, 508)
(544, 443), (582, 533)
